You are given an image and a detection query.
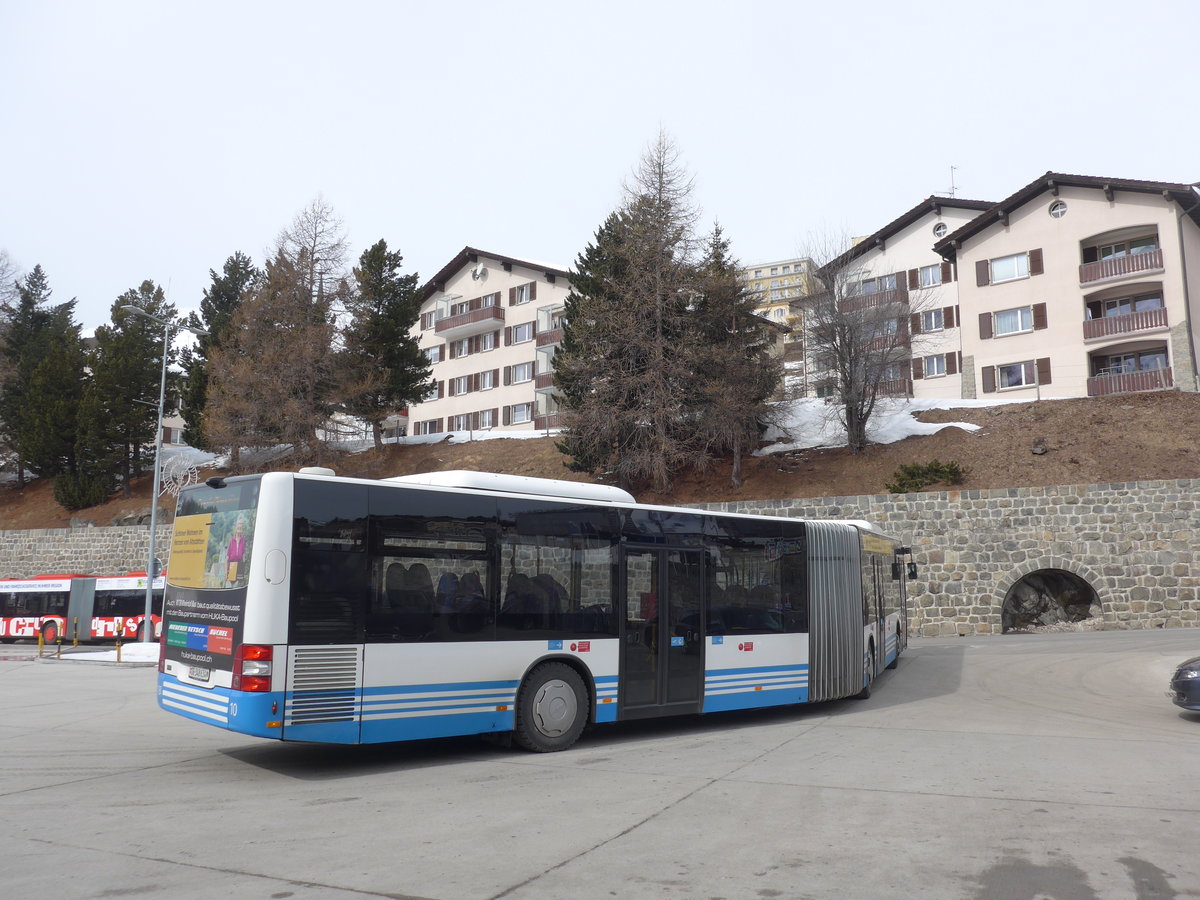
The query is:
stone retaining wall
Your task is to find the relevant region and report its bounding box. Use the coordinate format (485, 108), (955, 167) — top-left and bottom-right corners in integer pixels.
(4, 478), (1197, 635)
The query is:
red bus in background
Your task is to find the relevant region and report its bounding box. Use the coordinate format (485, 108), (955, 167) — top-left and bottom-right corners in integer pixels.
(0, 573), (165, 643)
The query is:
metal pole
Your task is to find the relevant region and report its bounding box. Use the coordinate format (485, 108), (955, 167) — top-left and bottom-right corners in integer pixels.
(143, 320), (170, 643)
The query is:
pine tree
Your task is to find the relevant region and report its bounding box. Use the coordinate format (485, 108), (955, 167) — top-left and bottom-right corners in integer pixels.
(179, 252), (257, 450)
(0, 266), (84, 484)
(89, 282), (179, 496)
(340, 240), (431, 450)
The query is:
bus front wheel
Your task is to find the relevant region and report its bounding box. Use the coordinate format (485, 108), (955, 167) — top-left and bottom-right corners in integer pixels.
(513, 662), (588, 753)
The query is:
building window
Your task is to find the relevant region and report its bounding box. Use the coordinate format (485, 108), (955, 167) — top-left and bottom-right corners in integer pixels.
(420, 311), (437, 330)
(512, 322), (534, 343)
(754, 269), (762, 278)
(480, 369), (495, 390)
(771, 267), (778, 275)
(481, 293), (497, 307)
(1086, 292), (1163, 320)
(453, 375), (471, 395)
(450, 414), (472, 431)
(1100, 236), (1158, 259)
(994, 306), (1034, 336)
(449, 299), (470, 317)
(773, 308), (785, 320)
(921, 309), (945, 332)
(514, 283), (531, 304)
(480, 331), (496, 351)
(414, 419), (442, 436)
(998, 361), (1036, 389)
(1094, 349), (1167, 375)
(933, 222), (948, 238)
(451, 338), (470, 358)
(511, 403), (533, 424)
(782, 265), (790, 274)
(990, 253), (1030, 284)
(1049, 200), (1067, 218)
(511, 362), (534, 383)
(924, 355), (947, 377)
(479, 408), (495, 429)
(918, 264), (942, 287)
(424, 345), (443, 364)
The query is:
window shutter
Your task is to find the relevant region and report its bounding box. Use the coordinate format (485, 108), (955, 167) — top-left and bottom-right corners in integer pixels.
(504, 327), (512, 346)
(448, 342), (456, 360)
(491, 408), (499, 428)
(471, 412), (480, 430)
(503, 366), (512, 386)
(1032, 302), (1048, 330)
(437, 381), (444, 399)
(1029, 248), (1044, 276)
(509, 287), (517, 306)
(946, 353), (958, 376)
(907, 269), (919, 290)
(910, 313), (922, 335)
(529, 281), (537, 301)
(944, 305), (957, 328)
(912, 359), (924, 380)
(1082, 246), (1098, 264)
(942, 261), (953, 283)
(470, 335), (479, 354)
(448, 379), (457, 397)
(435, 418), (443, 433)
(976, 259), (991, 286)
(981, 367), (996, 393)
(979, 312), (993, 340)
(492, 368), (499, 387)
(1036, 357), (1052, 385)
(503, 405), (511, 426)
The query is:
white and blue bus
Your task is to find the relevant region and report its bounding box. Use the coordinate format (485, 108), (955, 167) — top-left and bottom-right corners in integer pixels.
(157, 469), (913, 752)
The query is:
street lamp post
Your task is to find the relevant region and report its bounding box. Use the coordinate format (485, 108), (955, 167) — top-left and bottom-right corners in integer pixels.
(120, 305), (208, 643)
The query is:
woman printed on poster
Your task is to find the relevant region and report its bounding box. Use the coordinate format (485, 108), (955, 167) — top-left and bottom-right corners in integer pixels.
(226, 515), (248, 586)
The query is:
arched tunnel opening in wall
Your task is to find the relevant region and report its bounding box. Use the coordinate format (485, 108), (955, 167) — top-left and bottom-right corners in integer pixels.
(1001, 568), (1102, 634)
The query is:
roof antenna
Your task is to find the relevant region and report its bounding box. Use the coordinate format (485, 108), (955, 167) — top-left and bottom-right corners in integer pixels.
(947, 166), (959, 198)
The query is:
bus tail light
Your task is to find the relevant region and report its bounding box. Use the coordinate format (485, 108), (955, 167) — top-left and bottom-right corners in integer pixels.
(232, 644), (273, 692)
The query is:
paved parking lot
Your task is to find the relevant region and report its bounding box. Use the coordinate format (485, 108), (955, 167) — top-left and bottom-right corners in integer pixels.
(1, 629), (1198, 899)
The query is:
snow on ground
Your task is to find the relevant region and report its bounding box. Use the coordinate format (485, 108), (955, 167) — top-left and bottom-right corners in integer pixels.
(57, 642), (160, 664)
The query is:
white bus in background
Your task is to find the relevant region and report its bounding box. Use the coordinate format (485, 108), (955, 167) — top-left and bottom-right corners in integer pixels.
(0, 573), (165, 643)
(157, 469), (914, 752)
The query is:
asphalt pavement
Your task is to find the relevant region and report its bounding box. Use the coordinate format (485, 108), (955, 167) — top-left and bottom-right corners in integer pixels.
(1, 629), (1197, 899)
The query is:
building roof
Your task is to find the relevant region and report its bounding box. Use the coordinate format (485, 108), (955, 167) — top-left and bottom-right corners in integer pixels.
(419, 247), (572, 302)
(820, 196), (994, 276)
(933, 171), (1200, 257)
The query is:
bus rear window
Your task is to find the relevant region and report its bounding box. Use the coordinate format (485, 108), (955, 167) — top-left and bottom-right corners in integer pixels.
(169, 479), (260, 589)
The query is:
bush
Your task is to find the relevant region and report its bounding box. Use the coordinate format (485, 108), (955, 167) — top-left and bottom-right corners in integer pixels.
(53, 471), (113, 511)
(885, 459), (966, 494)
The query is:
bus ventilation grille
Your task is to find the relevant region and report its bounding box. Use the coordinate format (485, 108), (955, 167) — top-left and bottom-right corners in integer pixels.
(287, 646), (361, 724)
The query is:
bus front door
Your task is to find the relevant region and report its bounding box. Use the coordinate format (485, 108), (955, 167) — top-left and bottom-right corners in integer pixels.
(619, 548), (704, 720)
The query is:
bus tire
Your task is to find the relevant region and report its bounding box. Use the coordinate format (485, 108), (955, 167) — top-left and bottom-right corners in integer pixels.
(42, 621), (60, 644)
(513, 662), (588, 753)
(854, 646), (875, 700)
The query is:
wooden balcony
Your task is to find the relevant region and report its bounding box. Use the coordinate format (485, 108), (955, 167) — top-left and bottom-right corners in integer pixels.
(1082, 306), (1168, 340)
(841, 287), (908, 313)
(533, 413), (563, 431)
(1079, 248), (1163, 285)
(534, 372), (556, 392)
(434, 306), (504, 339)
(1086, 366), (1173, 397)
(536, 327), (564, 347)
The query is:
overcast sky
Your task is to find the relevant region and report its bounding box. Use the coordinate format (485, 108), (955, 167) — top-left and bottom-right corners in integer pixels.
(3, 0), (1198, 332)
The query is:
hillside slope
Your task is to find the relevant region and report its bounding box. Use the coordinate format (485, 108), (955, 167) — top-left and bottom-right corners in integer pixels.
(2, 392), (1198, 531)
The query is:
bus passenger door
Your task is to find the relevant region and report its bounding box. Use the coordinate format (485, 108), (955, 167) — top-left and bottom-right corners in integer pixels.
(620, 548), (704, 719)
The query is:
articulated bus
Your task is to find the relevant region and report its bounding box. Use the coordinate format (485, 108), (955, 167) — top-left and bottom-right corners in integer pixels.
(0, 573), (165, 643)
(157, 469), (915, 752)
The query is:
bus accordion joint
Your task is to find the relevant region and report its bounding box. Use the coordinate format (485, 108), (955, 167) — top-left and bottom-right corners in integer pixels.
(232, 644), (273, 692)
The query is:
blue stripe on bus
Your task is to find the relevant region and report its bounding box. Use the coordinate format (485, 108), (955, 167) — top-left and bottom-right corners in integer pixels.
(702, 664), (809, 713)
(157, 675), (281, 738)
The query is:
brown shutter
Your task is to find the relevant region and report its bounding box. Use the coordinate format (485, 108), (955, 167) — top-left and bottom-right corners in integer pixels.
(912, 359), (924, 380)
(979, 312), (993, 340)
(946, 353), (958, 376)
(1036, 357), (1052, 385)
(492, 368), (499, 387)
(509, 287), (517, 306)
(448, 378), (457, 397)
(910, 313), (922, 335)
(907, 269), (919, 290)
(529, 281), (537, 300)
(491, 408), (498, 427)
(1032, 302), (1048, 330)
(504, 327), (512, 346)
(503, 366), (512, 386)
(471, 412), (480, 430)
(435, 418), (443, 433)
(437, 380), (444, 399)
(1029, 248), (1044, 276)
(942, 261), (953, 283)
(981, 367), (996, 393)
(976, 259), (990, 286)
(448, 341), (456, 360)
(944, 305), (957, 328)
(502, 405), (511, 426)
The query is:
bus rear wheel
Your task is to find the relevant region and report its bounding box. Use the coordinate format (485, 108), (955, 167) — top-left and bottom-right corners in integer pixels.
(513, 662), (588, 753)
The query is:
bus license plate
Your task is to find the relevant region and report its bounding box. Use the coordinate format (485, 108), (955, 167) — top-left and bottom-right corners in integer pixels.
(188, 666), (211, 682)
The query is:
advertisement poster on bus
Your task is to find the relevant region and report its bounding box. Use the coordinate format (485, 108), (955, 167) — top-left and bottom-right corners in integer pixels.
(162, 480), (259, 671)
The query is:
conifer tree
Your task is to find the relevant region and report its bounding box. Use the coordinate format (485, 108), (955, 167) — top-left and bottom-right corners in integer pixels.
(339, 240), (431, 450)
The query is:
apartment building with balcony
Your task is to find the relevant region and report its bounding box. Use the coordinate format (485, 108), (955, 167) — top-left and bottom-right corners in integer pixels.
(802, 197), (993, 399)
(935, 173), (1200, 399)
(406, 247), (570, 435)
(739, 257), (817, 394)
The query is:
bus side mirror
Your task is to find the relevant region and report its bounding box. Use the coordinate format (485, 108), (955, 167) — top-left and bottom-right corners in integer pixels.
(891, 562), (902, 581)
(907, 562), (918, 579)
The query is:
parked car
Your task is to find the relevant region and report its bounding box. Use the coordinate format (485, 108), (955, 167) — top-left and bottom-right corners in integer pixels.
(1168, 656), (1200, 711)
